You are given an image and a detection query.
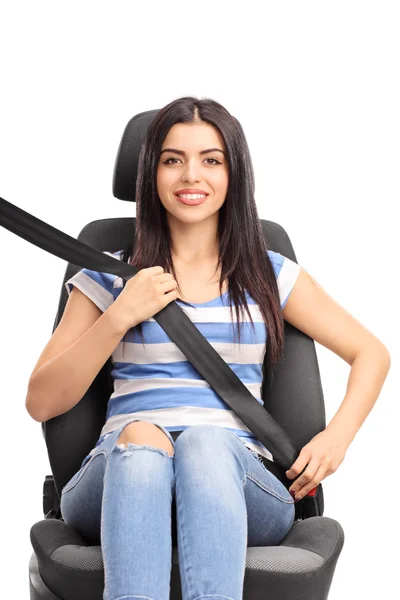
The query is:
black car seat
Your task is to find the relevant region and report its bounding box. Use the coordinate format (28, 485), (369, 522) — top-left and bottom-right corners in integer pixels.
(28, 109), (345, 600)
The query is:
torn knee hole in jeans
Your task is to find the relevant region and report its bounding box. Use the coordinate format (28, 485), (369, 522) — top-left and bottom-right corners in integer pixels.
(115, 442), (174, 458)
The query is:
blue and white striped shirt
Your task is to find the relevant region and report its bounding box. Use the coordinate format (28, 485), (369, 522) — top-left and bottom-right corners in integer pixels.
(65, 249), (301, 465)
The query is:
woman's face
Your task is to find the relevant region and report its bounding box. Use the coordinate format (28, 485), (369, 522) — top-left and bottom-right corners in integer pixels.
(156, 121), (229, 227)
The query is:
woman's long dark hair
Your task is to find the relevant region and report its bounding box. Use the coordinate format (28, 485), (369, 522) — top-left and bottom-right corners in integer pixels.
(121, 96), (285, 390)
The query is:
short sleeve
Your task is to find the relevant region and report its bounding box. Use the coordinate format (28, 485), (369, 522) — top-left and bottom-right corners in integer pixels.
(267, 250), (301, 309)
(64, 249), (126, 313)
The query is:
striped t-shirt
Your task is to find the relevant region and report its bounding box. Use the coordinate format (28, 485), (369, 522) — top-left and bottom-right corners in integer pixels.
(65, 249), (301, 466)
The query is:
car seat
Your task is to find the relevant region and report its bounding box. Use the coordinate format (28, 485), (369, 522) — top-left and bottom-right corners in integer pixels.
(28, 109), (345, 600)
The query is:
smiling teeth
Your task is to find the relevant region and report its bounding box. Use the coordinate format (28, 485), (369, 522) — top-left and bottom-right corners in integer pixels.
(178, 194), (206, 199)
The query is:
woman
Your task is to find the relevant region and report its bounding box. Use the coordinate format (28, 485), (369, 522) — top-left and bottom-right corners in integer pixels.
(28, 96), (388, 600)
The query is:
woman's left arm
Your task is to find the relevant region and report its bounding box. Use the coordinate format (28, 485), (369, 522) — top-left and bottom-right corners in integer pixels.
(281, 268), (391, 500)
(322, 343), (391, 443)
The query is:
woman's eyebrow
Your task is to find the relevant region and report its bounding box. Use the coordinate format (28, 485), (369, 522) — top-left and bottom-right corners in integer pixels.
(160, 147), (226, 156)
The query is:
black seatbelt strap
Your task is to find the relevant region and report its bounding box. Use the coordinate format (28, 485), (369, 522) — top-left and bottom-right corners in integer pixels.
(1, 196), (319, 506)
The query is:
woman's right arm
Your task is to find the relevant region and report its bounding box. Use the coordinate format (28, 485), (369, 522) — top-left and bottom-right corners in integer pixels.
(25, 266), (178, 422)
(25, 290), (133, 423)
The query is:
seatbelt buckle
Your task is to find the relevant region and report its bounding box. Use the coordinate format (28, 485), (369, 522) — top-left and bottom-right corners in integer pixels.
(294, 485), (321, 520)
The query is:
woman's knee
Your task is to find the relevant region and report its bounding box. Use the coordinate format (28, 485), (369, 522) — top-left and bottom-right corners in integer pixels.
(116, 421), (175, 457)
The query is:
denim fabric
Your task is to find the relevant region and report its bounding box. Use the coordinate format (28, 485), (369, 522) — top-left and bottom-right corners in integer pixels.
(60, 421), (295, 600)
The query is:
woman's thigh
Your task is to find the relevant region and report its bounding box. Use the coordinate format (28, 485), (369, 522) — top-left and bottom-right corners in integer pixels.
(60, 419), (176, 545)
(60, 449), (106, 545)
(238, 441), (296, 546)
(174, 425), (295, 547)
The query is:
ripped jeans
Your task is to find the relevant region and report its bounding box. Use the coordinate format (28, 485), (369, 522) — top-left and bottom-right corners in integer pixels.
(60, 421), (295, 600)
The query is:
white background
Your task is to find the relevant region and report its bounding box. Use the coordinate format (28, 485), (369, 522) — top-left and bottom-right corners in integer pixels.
(1, 1), (398, 598)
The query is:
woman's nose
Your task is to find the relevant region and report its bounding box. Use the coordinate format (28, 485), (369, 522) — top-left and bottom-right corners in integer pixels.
(181, 161), (201, 181)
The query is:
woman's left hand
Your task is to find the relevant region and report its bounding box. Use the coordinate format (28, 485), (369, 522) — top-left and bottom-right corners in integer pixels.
(285, 428), (351, 501)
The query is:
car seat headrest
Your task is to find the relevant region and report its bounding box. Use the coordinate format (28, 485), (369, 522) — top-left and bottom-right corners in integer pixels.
(112, 108), (159, 203)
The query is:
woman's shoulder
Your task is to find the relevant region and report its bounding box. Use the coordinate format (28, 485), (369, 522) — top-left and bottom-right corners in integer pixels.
(64, 248), (127, 312)
(267, 249), (300, 272)
(266, 249), (301, 308)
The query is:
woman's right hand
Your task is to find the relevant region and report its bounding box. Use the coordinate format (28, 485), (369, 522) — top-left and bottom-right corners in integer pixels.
(113, 266), (179, 330)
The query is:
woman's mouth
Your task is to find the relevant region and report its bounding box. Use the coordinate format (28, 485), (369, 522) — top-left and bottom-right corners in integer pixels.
(175, 193), (208, 206)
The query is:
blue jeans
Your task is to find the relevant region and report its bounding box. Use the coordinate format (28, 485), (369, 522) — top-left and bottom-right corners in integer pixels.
(60, 420), (295, 600)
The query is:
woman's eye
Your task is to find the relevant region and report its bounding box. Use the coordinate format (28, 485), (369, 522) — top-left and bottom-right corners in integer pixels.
(163, 157), (221, 165)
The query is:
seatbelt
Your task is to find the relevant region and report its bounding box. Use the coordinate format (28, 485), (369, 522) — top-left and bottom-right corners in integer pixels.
(0, 196), (320, 516)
